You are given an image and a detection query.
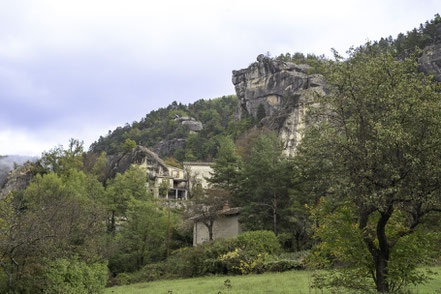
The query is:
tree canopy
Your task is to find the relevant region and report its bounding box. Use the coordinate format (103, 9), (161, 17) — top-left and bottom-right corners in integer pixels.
(297, 47), (441, 292)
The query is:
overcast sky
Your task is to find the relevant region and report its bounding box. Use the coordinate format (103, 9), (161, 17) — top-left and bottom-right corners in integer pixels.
(0, 0), (439, 156)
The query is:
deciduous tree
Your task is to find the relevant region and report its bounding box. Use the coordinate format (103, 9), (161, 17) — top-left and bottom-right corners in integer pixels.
(298, 48), (441, 292)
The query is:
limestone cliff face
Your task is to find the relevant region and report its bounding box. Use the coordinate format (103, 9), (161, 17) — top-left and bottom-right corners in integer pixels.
(232, 54), (326, 155)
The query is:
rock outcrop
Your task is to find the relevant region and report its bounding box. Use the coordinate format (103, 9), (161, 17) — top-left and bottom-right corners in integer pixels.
(419, 43), (441, 81)
(174, 116), (203, 132)
(153, 138), (186, 158)
(0, 161), (37, 198)
(108, 145), (169, 180)
(232, 54), (327, 155)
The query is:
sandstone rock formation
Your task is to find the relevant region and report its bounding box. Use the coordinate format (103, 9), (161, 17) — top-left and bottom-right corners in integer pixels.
(232, 54), (327, 155)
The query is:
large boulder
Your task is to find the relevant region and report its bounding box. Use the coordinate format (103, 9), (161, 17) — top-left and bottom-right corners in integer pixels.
(174, 116), (203, 132)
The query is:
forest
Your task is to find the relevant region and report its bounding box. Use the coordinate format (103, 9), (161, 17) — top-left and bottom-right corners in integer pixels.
(1, 14), (441, 294)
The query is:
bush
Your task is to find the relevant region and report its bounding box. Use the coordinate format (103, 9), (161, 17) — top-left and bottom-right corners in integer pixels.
(43, 258), (108, 294)
(163, 246), (208, 278)
(218, 248), (268, 275)
(236, 230), (281, 256)
(264, 259), (302, 272)
(109, 230), (295, 284)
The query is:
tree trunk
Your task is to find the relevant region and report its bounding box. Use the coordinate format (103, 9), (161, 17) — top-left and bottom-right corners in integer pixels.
(109, 210), (116, 233)
(0, 260), (13, 292)
(273, 193), (278, 236)
(208, 220), (214, 241)
(375, 253), (389, 293)
(374, 208), (393, 293)
(167, 201), (171, 256)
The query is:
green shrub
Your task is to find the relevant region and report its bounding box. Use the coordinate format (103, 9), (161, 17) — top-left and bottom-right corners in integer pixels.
(236, 230), (281, 256)
(113, 273), (131, 286)
(163, 246), (208, 278)
(264, 259), (302, 272)
(43, 258), (108, 294)
(136, 263), (166, 281)
(110, 231), (294, 284)
(218, 248), (268, 275)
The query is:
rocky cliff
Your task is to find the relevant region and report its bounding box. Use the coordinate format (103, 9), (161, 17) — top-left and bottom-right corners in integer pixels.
(0, 161), (38, 198)
(232, 54), (327, 155)
(419, 42), (441, 81)
(234, 48), (441, 155)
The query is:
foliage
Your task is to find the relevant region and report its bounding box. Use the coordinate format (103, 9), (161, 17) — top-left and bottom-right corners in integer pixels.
(105, 267), (441, 294)
(218, 248), (268, 274)
(89, 95), (241, 161)
(264, 251), (308, 272)
(297, 47), (441, 292)
(208, 136), (242, 191)
(235, 230), (281, 256)
(43, 258), (108, 294)
(103, 165), (151, 233)
(234, 132), (295, 236)
(41, 138), (84, 175)
(122, 138), (136, 153)
(364, 13), (441, 57)
(112, 230), (288, 284)
(274, 52), (327, 74)
(108, 199), (169, 273)
(0, 169), (107, 292)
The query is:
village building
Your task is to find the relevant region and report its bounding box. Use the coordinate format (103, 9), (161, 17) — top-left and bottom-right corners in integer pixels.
(130, 146), (241, 244)
(191, 203), (241, 246)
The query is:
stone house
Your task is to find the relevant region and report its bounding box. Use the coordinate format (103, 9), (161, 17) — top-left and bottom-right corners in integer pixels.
(125, 147), (242, 243)
(191, 204), (241, 246)
(182, 161), (213, 192)
(154, 165), (188, 200)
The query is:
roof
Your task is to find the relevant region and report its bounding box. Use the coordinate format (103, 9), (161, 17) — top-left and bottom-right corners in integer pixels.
(183, 162), (214, 167)
(190, 207), (241, 221)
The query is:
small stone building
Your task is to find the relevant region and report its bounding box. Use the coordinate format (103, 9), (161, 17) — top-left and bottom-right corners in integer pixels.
(183, 161), (213, 192)
(191, 205), (241, 246)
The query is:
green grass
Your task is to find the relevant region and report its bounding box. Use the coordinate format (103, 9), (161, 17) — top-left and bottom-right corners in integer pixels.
(105, 267), (441, 294)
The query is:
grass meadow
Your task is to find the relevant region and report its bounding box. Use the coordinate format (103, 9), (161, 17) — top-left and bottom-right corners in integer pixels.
(105, 267), (441, 294)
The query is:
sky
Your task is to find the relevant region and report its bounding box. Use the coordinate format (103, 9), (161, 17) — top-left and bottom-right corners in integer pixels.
(0, 0), (439, 156)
